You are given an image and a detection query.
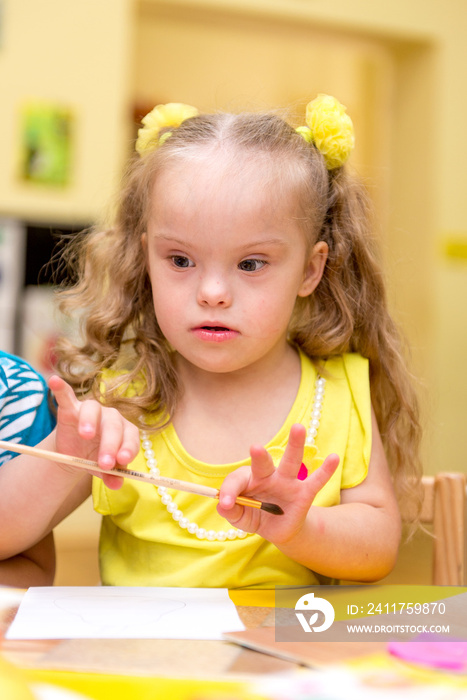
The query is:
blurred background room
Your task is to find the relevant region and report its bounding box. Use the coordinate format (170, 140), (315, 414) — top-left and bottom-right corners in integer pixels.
(0, 0), (466, 585)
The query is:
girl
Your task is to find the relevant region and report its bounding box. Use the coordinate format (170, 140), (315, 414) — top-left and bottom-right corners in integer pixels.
(0, 96), (422, 588)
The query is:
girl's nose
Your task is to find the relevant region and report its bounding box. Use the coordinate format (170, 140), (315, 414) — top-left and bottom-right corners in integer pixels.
(197, 274), (232, 307)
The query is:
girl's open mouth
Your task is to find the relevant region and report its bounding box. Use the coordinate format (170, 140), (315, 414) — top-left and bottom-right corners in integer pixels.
(192, 326), (239, 342)
(202, 326), (230, 331)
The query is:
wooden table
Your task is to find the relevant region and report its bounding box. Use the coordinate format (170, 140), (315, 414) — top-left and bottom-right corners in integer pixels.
(0, 586), (300, 698)
(2, 586), (467, 700)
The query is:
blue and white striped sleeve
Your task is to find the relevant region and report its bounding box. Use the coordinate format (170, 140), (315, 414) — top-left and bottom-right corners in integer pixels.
(0, 352), (56, 466)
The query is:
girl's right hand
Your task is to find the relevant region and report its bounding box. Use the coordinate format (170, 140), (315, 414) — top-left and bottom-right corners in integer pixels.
(217, 423), (340, 544)
(49, 375), (140, 489)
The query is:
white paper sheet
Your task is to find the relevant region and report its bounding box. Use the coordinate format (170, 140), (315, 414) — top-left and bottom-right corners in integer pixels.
(6, 586), (245, 640)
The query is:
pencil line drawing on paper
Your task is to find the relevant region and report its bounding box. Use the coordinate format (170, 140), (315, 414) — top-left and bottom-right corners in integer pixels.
(5, 587), (245, 640)
(53, 593), (187, 635)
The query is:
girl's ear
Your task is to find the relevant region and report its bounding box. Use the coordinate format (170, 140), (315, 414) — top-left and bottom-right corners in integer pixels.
(297, 241), (328, 297)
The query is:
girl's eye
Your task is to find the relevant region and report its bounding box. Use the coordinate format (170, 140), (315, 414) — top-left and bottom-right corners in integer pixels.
(238, 259), (266, 272)
(171, 255), (194, 268)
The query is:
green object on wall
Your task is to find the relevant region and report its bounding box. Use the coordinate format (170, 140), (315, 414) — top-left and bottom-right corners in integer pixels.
(19, 103), (74, 187)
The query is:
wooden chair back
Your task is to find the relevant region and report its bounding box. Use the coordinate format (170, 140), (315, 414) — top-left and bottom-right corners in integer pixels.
(420, 473), (467, 585)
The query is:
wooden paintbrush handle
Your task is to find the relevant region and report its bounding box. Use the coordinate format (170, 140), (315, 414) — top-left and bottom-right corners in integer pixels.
(0, 439), (280, 513)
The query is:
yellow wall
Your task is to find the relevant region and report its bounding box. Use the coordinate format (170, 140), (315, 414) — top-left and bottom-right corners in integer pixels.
(0, 0), (134, 224)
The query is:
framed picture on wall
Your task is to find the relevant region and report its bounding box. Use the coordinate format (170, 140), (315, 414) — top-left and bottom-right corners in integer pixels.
(18, 102), (74, 187)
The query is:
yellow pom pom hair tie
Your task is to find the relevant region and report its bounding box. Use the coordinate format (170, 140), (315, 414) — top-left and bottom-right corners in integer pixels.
(135, 102), (199, 155)
(296, 94), (355, 170)
(135, 96), (354, 169)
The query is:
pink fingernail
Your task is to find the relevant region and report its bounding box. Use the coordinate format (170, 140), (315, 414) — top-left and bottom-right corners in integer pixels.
(297, 463), (308, 480)
(221, 495), (234, 508)
(118, 450), (131, 463)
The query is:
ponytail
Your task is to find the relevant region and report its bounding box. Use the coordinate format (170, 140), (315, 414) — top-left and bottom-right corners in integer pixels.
(291, 167), (423, 524)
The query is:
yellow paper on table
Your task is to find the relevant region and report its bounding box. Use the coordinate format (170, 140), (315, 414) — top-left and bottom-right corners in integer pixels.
(229, 589), (275, 608)
(0, 655), (36, 700)
(24, 669), (265, 700)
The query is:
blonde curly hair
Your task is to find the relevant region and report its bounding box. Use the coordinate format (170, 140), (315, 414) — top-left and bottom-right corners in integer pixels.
(55, 110), (422, 522)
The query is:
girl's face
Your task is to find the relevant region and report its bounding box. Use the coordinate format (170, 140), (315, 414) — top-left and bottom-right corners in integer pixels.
(144, 154), (327, 378)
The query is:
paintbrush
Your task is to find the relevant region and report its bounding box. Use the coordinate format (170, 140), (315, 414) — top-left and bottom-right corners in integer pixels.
(0, 439), (284, 515)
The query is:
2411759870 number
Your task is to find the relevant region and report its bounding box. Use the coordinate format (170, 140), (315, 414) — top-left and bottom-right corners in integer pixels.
(347, 601), (446, 616)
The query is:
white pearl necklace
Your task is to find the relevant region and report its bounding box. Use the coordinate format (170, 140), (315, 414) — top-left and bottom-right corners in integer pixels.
(305, 375), (326, 447)
(140, 375), (325, 541)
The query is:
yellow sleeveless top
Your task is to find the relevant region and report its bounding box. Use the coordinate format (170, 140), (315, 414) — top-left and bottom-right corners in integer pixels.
(93, 351), (371, 588)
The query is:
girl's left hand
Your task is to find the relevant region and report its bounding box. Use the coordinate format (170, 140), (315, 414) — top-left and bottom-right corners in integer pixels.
(217, 423), (340, 544)
(49, 375), (140, 490)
